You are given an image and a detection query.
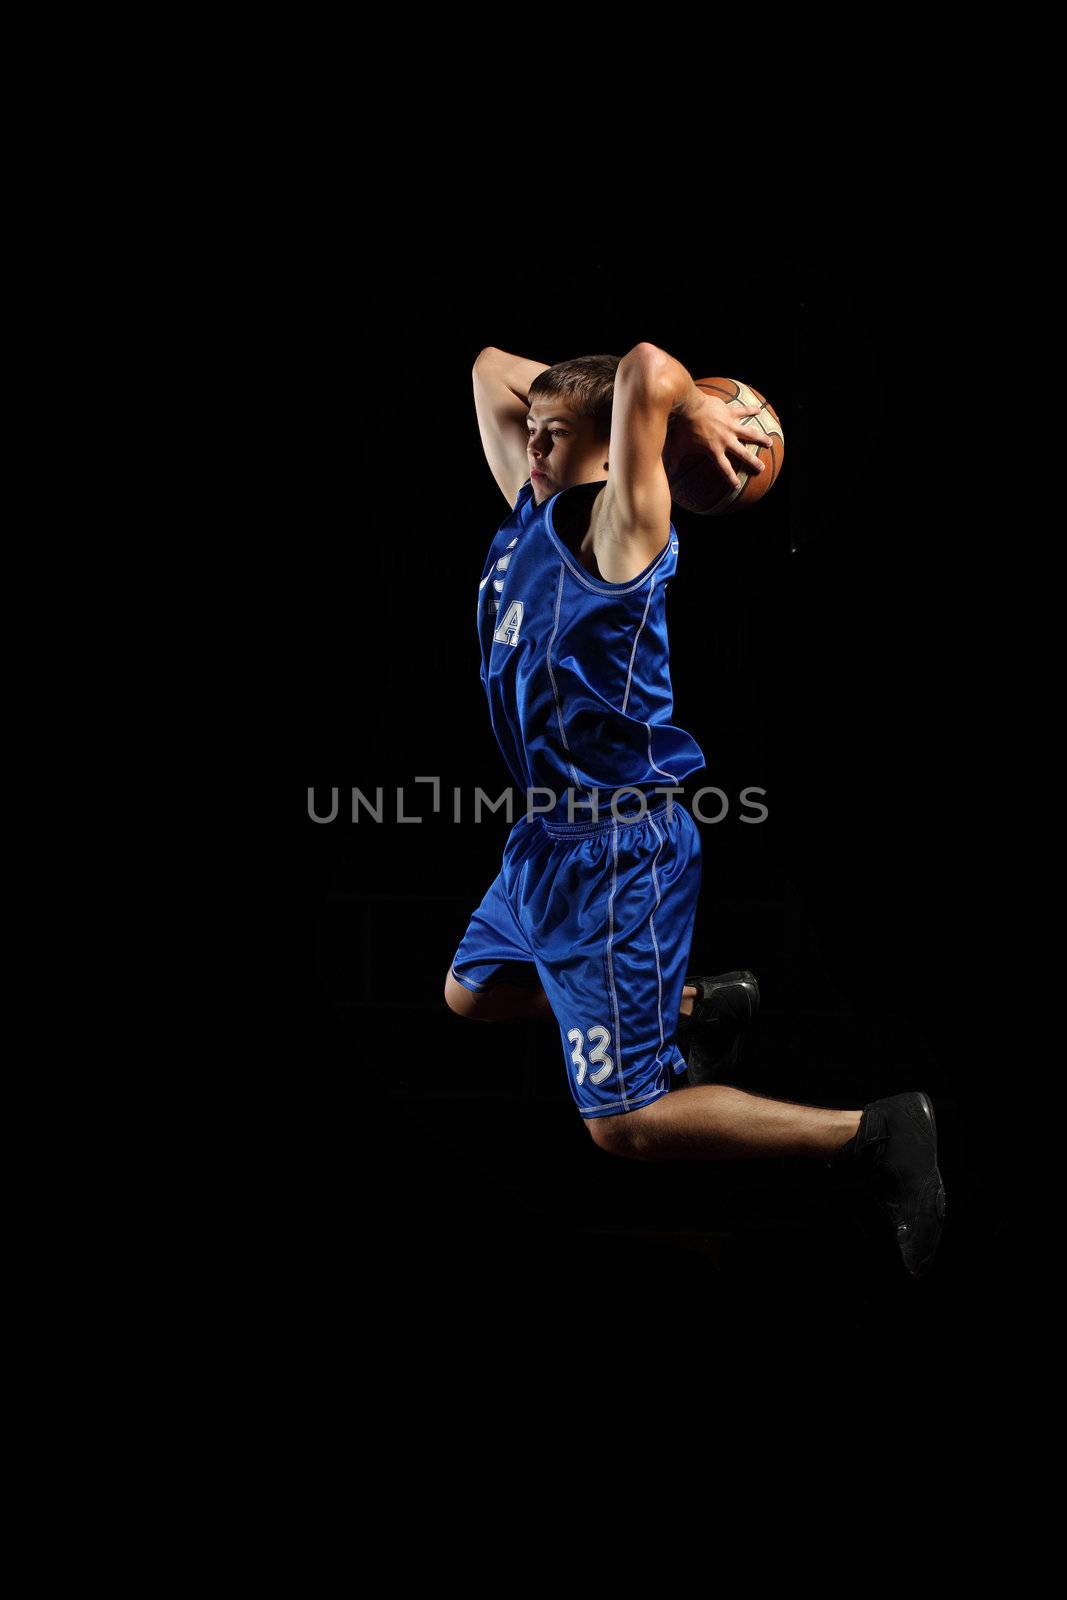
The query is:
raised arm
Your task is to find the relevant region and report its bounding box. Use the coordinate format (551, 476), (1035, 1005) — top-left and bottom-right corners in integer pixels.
(472, 347), (551, 507)
(597, 343), (767, 582)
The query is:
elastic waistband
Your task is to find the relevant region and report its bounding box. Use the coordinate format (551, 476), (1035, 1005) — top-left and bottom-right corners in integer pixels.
(539, 801), (673, 838)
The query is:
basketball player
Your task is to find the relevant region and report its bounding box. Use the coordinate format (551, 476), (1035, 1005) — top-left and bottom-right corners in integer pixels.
(444, 344), (945, 1277)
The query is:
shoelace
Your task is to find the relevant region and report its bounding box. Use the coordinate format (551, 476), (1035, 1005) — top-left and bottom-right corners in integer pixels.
(858, 1127), (906, 1215)
(686, 998), (724, 1029)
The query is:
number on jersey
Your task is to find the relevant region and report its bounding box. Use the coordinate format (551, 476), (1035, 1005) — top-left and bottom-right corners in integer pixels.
(566, 1025), (614, 1087)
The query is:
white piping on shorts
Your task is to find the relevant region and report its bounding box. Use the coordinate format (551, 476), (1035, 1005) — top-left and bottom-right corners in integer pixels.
(580, 1083), (670, 1119)
(647, 811), (667, 1067)
(605, 818), (627, 1109)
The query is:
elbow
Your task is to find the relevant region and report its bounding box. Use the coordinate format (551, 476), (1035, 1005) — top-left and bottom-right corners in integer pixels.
(622, 342), (669, 377)
(619, 346), (673, 403)
(473, 346), (502, 374)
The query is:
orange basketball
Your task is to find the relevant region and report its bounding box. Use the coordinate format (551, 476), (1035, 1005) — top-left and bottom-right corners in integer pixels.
(663, 377), (784, 516)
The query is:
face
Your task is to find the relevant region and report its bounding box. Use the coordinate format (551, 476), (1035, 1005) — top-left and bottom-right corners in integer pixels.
(525, 401), (608, 504)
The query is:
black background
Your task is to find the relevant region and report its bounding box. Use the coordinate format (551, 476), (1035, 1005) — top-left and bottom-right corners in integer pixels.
(291, 242), (1009, 1359)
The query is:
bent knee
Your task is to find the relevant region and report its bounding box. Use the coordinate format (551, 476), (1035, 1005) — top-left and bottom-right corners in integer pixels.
(444, 970), (481, 1018)
(583, 1109), (652, 1159)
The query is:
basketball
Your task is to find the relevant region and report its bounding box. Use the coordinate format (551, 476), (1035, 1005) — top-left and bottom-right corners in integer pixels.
(663, 377), (784, 516)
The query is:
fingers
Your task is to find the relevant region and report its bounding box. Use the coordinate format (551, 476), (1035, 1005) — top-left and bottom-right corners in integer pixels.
(728, 443), (766, 477)
(711, 406), (770, 486)
(720, 452), (765, 485)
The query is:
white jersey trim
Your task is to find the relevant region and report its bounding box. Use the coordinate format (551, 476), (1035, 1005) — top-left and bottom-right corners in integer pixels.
(622, 576), (656, 715)
(546, 562), (584, 795)
(544, 491), (675, 596)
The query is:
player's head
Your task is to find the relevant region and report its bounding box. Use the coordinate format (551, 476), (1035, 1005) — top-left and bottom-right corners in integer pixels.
(526, 354), (620, 502)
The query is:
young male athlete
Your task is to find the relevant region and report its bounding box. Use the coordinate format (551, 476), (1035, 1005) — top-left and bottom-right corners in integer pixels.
(444, 343), (945, 1277)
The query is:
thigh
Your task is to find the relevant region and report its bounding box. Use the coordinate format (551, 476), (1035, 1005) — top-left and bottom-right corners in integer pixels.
(448, 857), (541, 999)
(518, 804), (702, 1120)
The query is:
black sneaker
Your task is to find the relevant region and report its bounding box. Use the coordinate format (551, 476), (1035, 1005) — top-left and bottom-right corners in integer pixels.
(677, 971), (760, 1086)
(832, 1091), (946, 1277)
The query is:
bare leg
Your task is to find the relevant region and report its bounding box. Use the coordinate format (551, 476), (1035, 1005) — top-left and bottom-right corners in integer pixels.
(446, 972), (700, 1026)
(589, 1084), (862, 1163)
(444, 971), (555, 1021)
(447, 970), (857, 1166)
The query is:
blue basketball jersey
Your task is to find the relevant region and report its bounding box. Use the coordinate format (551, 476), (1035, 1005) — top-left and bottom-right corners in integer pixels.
(476, 478), (705, 820)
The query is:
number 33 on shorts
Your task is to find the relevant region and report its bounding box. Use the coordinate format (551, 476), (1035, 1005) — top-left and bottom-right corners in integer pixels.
(567, 1025), (615, 1087)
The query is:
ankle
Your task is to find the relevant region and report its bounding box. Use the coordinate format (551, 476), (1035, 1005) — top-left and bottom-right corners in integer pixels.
(827, 1110), (864, 1166)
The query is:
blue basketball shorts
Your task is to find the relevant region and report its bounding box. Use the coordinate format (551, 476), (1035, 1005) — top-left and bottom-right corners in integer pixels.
(448, 800), (702, 1120)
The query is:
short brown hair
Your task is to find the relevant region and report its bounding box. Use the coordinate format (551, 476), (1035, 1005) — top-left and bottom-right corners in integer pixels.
(528, 354), (621, 443)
